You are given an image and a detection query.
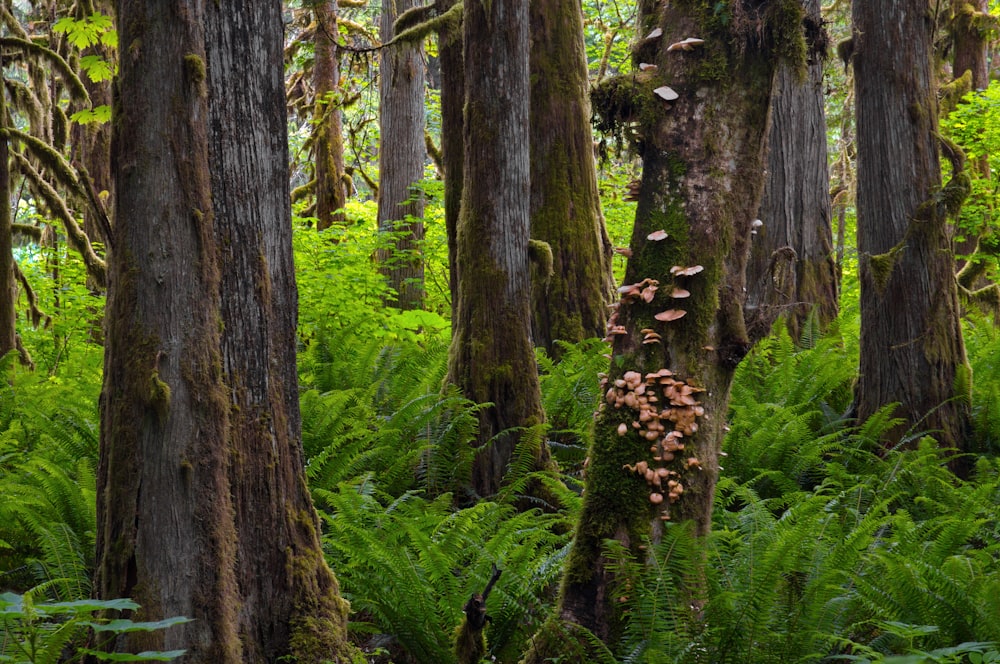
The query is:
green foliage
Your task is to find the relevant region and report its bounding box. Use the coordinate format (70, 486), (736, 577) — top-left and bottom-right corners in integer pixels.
(537, 338), (608, 470)
(318, 487), (571, 664)
(598, 315), (1000, 664)
(942, 81), (1000, 269)
(1, 591), (188, 663)
(52, 13), (117, 50)
(0, 354), (100, 600)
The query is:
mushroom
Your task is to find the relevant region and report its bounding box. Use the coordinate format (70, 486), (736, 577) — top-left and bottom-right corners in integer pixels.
(666, 37), (705, 52)
(654, 309), (687, 322)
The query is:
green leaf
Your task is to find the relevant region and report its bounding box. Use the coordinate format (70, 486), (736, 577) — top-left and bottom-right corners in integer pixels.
(80, 649), (186, 662)
(80, 55), (115, 82)
(89, 12), (114, 30)
(41, 597), (139, 613)
(70, 105), (111, 125)
(86, 616), (193, 633)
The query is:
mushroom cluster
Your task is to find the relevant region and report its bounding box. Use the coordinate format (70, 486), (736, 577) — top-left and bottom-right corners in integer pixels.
(601, 366), (705, 518)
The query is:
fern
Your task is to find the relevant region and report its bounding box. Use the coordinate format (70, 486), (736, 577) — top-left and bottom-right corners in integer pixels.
(319, 485), (571, 663)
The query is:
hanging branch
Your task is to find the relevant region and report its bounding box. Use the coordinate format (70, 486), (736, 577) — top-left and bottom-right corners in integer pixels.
(0, 37), (90, 103)
(4, 79), (45, 131)
(12, 151), (107, 286)
(13, 261), (49, 328)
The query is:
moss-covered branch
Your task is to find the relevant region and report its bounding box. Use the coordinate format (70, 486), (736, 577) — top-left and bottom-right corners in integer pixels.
(0, 37), (90, 103)
(11, 223), (42, 241)
(391, 2), (462, 46)
(12, 260), (49, 328)
(12, 152), (106, 286)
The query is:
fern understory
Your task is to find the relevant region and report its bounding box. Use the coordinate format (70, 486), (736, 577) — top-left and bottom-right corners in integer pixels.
(3, 305), (1000, 663)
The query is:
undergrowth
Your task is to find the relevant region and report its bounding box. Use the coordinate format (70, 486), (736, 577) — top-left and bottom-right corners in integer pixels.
(3, 284), (1000, 663)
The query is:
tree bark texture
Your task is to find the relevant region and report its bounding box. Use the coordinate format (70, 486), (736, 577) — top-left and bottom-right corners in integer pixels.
(313, 0), (349, 230)
(746, 0), (837, 344)
(447, 0), (547, 498)
(951, 0), (989, 90)
(97, 2), (354, 662)
(853, 0), (972, 452)
(377, 0), (426, 310)
(0, 106), (14, 362)
(524, 0), (802, 655)
(439, 0), (463, 320)
(529, 0), (614, 355)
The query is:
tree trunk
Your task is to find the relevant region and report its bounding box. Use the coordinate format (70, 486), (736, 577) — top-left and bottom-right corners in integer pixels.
(528, 0), (614, 355)
(97, 2), (354, 661)
(853, 0), (972, 453)
(951, 0), (989, 90)
(377, 0), (426, 310)
(313, 0), (349, 230)
(439, 0), (463, 320)
(745, 0), (837, 344)
(523, 0), (801, 655)
(70, 0), (114, 249)
(447, 0), (547, 498)
(0, 103), (14, 362)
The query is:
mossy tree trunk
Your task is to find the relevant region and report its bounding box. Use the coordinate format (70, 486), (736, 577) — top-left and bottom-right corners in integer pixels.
(523, 0), (803, 656)
(951, 0), (989, 90)
(439, 0), (463, 320)
(0, 101), (14, 362)
(745, 0), (837, 343)
(447, 0), (547, 498)
(97, 2), (355, 661)
(528, 0), (614, 355)
(377, 0), (426, 310)
(853, 0), (972, 454)
(312, 0), (349, 230)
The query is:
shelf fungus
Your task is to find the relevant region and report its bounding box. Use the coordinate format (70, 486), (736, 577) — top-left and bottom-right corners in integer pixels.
(666, 37), (705, 52)
(654, 309), (687, 322)
(670, 264), (705, 276)
(653, 86), (679, 102)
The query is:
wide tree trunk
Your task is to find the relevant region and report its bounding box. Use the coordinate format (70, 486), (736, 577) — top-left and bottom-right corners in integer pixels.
(528, 0), (614, 354)
(523, 0), (802, 655)
(313, 0), (349, 230)
(447, 0), (547, 498)
(853, 0), (971, 453)
(377, 0), (426, 310)
(745, 0), (837, 343)
(97, 2), (354, 662)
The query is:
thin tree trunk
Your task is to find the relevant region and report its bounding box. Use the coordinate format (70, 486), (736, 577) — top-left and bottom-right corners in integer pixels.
(313, 0), (348, 230)
(377, 0), (426, 310)
(71, 0), (114, 249)
(853, 0), (971, 453)
(951, 0), (989, 90)
(447, 0), (546, 498)
(0, 100), (14, 362)
(97, 2), (354, 661)
(439, 0), (463, 320)
(746, 0), (837, 343)
(529, 0), (614, 355)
